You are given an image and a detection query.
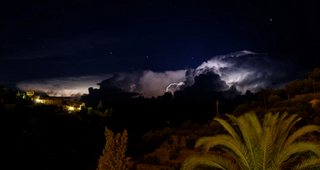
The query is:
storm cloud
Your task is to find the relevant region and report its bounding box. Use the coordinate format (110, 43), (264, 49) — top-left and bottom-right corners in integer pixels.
(16, 50), (306, 99)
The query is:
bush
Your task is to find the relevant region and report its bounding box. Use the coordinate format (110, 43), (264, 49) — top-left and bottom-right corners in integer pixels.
(178, 135), (182, 144)
(192, 123), (201, 129)
(251, 101), (262, 108)
(141, 131), (162, 153)
(169, 145), (181, 160)
(267, 95), (281, 105)
(233, 103), (249, 117)
(167, 136), (174, 145)
(142, 155), (160, 165)
(314, 116), (320, 125)
(181, 120), (193, 130)
(186, 134), (199, 149)
(174, 163), (181, 170)
(162, 127), (174, 140)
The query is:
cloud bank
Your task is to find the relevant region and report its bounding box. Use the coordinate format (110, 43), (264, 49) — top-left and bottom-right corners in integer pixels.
(16, 50), (302, 99)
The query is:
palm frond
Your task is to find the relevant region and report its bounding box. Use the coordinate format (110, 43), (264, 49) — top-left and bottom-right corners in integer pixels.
(290, 156), (320, 170)
(279, 114), (299, 137)
(244, 111), (262, 140)
(273, 112), (289, 142)
(225, 114), (238, 125)
(275, 114), (301, 154)
(258, 125), (276, 170)
(220, 147), (250, 170)
(237, 115), (260, 169)
(275, 141), (320, 168)
(214, 117), (240, 140)
(225, 114), (243, 141)
(195, 134), (253, 170)
(180, 154), (239, 170)
(284, 125), (320, 147)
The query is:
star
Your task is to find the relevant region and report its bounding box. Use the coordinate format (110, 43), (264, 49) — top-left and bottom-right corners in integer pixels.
(270, 19), (272, 21)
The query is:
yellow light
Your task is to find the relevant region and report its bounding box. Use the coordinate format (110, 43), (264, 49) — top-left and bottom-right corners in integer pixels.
(69, 107), (74, 110)
(36, 99), (40, 102)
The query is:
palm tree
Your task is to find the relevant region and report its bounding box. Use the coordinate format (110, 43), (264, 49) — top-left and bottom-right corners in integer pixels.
(181, 111), (320, 170)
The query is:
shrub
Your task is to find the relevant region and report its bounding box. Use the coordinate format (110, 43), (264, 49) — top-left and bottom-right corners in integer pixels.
(181, 120), (193, 130)
(233, 103), (249, 117)
(167, 136), (174, 145)
(185, 134), (198, 149)
(162, 127), (174, 140)
(267, 94), (281, 105)
(314, 116), (320, 125)
(178, 135), (182, 144)
(192, 123), (201, 129)
(141, 131), (162, 153)
(169, 145), (181, 160)
(142, 155), (160, 165)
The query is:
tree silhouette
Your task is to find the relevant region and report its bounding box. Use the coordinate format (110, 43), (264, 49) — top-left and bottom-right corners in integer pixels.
(304, 67), (320, 82)
(97, 127), (130, 170)
(181, 111), (320, 170)
(267, 94), (281, 105)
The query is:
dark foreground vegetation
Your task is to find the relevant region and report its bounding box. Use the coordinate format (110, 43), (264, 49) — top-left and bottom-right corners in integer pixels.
(2, 68), (320, 169)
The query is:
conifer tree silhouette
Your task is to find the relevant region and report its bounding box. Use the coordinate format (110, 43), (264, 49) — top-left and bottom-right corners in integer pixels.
(97, 127), (130, 170)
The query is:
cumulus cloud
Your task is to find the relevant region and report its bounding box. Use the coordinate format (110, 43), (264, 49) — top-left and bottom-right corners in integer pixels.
(16, 70), (186, 98)
(184, 50), (301, 94)
(16, 50), (303, 100)
(136, 70), (186, 98)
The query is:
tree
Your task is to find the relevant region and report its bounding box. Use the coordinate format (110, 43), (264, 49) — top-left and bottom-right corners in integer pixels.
(285, 80), (303, 98)
(304, 67), (320, 82)
(300, 78), (314, 94)
(181, 111), (320, 170)
(97, 127), (131, 170)
(267, 94), (281, 105)
(256, 89), (272, 106)
(233, 103), (249, 117)
(271, 88), (286, 100)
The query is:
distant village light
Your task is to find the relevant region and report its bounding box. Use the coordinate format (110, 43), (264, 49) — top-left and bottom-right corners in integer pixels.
(26, 91), (86, 111)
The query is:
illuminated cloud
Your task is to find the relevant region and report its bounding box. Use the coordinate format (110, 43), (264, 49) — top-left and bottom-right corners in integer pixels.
(16, 75), (112, 97)
(136, 70), (186, 98)
(16, 50), (301, 99)
(16, 70), (186, 98)
(189, 50), (299, 94)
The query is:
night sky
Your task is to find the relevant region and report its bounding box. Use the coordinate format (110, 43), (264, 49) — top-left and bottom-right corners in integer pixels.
(1, 0), (319, 98)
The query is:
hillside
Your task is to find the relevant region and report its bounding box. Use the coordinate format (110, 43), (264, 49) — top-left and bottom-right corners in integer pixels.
(129, 92), (320, 170)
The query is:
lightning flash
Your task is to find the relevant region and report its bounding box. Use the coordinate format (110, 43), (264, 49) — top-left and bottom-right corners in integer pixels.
(166, 82), (184, 93)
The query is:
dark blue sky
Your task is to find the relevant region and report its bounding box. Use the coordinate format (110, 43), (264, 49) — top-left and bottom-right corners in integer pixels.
(1, 0), (319, 97)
